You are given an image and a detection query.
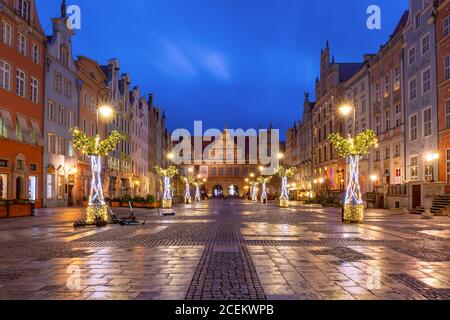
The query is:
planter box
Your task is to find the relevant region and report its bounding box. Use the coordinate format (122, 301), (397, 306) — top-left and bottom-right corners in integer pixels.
(81, 201), (89, 207)
(146, 202), (161, 209)
(133, 202), (145, 208)
(110, 202), (121, 208)
(8, 203), (33, 218)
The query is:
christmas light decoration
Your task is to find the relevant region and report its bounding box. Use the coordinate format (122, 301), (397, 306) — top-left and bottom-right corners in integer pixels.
(155, 166), (179, 208)
(181, 175), (195, 204)
(257, 176), (272, 204)
(328, 130), (378, 223)
(249, 181), (259, 202)
(277, 166), (297, 208)
(71, 128), (125, 224)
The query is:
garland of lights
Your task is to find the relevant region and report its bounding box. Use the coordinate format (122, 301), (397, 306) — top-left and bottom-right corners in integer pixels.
(71, 128), (126, 224)
(328, 130), (378, 223)
(257, 176), (272, 203)
(155, 166), (179, 208)
(277, 166), (297, 208)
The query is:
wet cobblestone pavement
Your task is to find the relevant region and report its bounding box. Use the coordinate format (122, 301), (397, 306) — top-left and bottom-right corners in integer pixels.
(1, 199), (450, 300)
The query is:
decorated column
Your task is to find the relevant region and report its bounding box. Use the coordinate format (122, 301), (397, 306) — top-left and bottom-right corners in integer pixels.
(182, 175), (194, 204)
(328, 130), (378, 223)
(277, 166), (297, 208)
(257, 176), (272, 204)
(71, 129), (125, 225)
(155, 166), (178, 209)
(250, 181), (259, 202)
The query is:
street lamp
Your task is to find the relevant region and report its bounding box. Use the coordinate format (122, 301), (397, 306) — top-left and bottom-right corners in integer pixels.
(424, 152), (440, 182)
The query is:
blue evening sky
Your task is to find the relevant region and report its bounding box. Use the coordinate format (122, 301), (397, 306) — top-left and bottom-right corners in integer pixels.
(36, 0), (408, 139)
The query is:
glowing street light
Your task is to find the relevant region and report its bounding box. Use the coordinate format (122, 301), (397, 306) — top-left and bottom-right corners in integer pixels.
(167, 153), (174, 160)
(425, 152), (440, 162)
(338, 104), (353, 117)
(370, 174), (378, 182)
(318, 178), (325, 184)
(277, 153), (284, 160)
(98, 104), (114, 119)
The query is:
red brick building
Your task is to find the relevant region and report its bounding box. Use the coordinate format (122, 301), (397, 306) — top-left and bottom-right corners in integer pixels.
(437, 0), (450, 190)
(0, 0), (46, 207)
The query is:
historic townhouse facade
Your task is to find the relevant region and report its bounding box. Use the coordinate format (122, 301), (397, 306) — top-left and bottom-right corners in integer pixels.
(404, 1), (440, 209)
(367, 12), (408, 209)
(0, 0), (45, 206)
(101, 60), (133, 199)
(285, 93), (314, 195)
(130, 86), (149, 196)
(436, 0), (450, 190)
(43, 7), (79, 207)
(313, 42), (362, 192)
(75, 55), (108, 205)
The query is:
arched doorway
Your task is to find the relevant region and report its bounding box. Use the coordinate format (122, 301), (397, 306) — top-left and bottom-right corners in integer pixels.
(212, 185), (224, 198)
(228, 185), (239, 197)
(16, 177), (23, 200)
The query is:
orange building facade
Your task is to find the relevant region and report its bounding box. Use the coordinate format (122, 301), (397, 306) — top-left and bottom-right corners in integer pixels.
(0, 0), (46, 207)
(437, 0), (450, 190)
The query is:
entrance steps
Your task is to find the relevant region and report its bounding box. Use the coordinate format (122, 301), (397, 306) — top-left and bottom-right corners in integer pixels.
(409, 195), (450, 216)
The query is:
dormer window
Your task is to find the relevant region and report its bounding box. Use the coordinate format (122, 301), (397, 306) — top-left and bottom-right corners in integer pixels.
(60, 46), (69, 67)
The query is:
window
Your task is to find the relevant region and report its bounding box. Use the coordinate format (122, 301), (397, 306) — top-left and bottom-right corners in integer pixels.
(64, 79), (71, 97)
(444, 16), (450, 37)
(446, 100), (450, 129)
(47, 101), (55, 120)
(18, 33), (26, 56)
(422, 68), (431, 93)
(410, 156), (418, 180)
(409, 78), (417, 101)
(68, 111), (74, 129)
(54, 72), (62, 92)
(0, 173), (8, 200)
(59, 106), (65, 125)
(58, 137), (65, 155)
(394, 67), (401, 91)
(408, 46), (416, 65)
(395, 144), (401, 158)
(410, 114), (418, 141)
(447, 150), (450, 185)
(60, 46), (69, 67)
(375, 150), (381, 162)
(1, 20), (13, 47)
(68, 140), (73, 157)
(18, 0), (30, 21)
(47, 133), (56, 153)
(384, 75), (390, 98)
(30, 77), (38, 103)
(16, 69), (25, 97)
(376, 115), (381, 135)
(375, 83), (380, 102)
(421, 34), (430, 56)
(385, 110), (391, 132)
(47, 174), (54, 199)
(445, 55), (450, 81)
(83, 92), (88, 108)
(423, 108), (432, 137)
(32, 43), (40, 64)
(385, 147), (391, 160)
(83, 119), (87, 133)
(415, 13), (421, 29)
(395, 104), (401, 127)
(361, 96), (366, 114)
(425, 163), (433, 182)
(0, 60), (11, 91)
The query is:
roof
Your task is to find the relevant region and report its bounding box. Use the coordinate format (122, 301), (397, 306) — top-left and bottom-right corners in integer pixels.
(338, 63), (364, 82)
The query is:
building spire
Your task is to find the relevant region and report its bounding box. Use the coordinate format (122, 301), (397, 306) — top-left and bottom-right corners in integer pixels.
(61, 0), (67, 18)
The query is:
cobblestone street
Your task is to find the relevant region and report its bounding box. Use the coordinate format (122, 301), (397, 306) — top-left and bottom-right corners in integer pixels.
(1, 200), (450, 300)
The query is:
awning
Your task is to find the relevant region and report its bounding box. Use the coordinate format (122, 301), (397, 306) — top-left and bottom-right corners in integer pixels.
(0, 108), (17, 140)
(30, 120), (44, 146)
(16, 114), (31, 144)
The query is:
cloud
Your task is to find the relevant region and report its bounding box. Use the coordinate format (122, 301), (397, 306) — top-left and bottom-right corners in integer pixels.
(202, 53), (230, 81)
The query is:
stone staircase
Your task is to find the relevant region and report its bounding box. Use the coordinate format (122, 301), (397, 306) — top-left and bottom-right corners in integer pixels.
(409, 195), (450, 216)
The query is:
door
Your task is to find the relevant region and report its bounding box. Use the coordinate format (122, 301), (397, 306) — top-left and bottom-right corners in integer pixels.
(412, 185), (421, 209)
(28, 176), (37, 201)
(15, 177), (23, 200)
